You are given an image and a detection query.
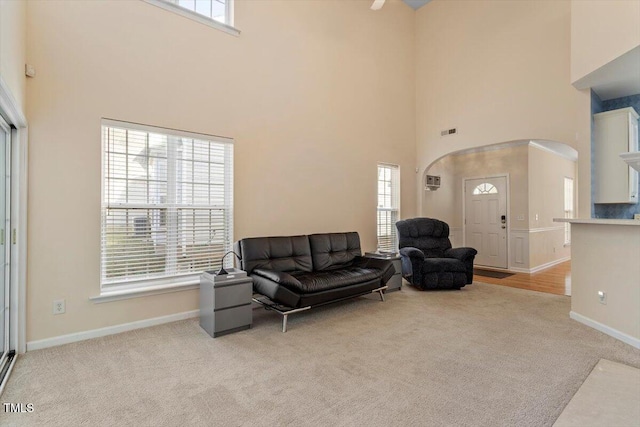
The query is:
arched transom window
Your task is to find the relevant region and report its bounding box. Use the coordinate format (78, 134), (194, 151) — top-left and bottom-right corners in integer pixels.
(472, 183), (498, 195)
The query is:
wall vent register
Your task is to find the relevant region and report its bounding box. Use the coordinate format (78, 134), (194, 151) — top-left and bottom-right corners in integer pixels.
(441, 128), (457, 136)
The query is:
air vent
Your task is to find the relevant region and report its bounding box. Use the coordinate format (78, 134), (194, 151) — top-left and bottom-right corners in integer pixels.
(425, 175), (441, 191)
(440, 128), (457, 136)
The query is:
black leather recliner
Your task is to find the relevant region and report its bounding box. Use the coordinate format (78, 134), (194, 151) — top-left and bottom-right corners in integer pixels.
(396, 218), (477, 290)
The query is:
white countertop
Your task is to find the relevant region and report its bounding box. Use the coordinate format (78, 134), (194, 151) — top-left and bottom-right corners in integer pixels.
(554, 218), (640, 226)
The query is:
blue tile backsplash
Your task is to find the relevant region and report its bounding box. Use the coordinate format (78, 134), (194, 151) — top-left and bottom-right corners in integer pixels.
(603, 94), (640, 113)
(591, 91), (640, 219)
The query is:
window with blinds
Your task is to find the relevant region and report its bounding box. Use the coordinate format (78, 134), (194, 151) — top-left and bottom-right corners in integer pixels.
(101, 120), (233, 288)
(377, 163), (400, 253)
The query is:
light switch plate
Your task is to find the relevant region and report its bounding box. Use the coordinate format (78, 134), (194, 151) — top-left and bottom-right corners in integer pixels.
(634, 214), (640, 220)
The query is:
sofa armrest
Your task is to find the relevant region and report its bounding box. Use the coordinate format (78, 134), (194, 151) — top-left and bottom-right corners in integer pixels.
(252, 268), (302, 290)
(399, 246), (425, 261)
(353, 256), (395, 284)
(399, 247), (425, 286)
(444, 247), (477, 262)
(444, 247), (477, 284)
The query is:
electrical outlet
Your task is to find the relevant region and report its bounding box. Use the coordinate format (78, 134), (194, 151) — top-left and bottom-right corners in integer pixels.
(53, 299), (66, 315)
(597, 291), (606, 305)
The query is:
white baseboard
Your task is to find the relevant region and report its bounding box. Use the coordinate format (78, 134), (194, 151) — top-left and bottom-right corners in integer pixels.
(509, 256), (570, 274)
(26, 309), (200, 351)
(528, 256), (571, 274)
(570, 311), (640, 349)
(508, 267), (530, 274)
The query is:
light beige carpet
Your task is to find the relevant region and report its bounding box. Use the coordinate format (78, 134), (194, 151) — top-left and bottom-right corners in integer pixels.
(2, 283), (639, 427)
(553, 359), (640, 427)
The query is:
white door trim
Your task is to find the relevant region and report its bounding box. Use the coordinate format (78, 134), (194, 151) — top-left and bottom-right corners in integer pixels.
(0, 76), (28, 354)
(462, 173), (510, 270)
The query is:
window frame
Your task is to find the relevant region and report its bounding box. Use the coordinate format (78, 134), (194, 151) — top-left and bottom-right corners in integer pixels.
(563, 176), (574, 245)
(99, 119), (234, 295)
(472, 182), (498, 195)
(143, 0), (240, 37)
(376, 163), (401, 253)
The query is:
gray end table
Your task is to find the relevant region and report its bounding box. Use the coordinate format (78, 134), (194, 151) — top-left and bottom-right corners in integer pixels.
(364, 252), (402, 292)
(200, 269), (253, 337)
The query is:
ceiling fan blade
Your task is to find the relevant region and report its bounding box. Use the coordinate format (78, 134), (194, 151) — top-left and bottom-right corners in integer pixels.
(371, 0), (385, 11)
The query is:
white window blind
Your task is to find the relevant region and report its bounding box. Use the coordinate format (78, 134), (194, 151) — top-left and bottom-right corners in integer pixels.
(377, 163), (400, 253)
(167, 0), (229, 24)
(101, 120), (233, 288)
(564, 177), (574, 245)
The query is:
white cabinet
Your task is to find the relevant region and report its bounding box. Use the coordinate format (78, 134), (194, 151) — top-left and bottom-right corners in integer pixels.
(593, 107), (639, 204)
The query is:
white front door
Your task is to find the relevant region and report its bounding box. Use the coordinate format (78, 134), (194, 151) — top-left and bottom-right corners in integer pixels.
(464, 176), (508, 269)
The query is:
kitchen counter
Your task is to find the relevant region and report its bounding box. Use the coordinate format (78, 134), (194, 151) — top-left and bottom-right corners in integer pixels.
(554, 218), (640, 226)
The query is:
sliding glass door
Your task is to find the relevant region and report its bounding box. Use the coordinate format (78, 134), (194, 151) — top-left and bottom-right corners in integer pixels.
(0, 116), (10, 373)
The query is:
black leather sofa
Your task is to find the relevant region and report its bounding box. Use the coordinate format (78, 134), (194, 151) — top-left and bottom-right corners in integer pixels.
(236, 232), (394, 331)
(396, 218), (477, 290)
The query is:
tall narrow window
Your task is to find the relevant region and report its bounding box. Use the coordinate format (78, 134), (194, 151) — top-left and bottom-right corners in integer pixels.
(564, 177), (574, 245)
(377, 163), (400, 253)
(101, 120), (233, 289)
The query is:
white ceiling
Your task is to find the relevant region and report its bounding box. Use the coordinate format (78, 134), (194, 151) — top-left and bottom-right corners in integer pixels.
(402, 0), (432, 10)
(450, 140), (578, 161)
(573, 46), (640, 101)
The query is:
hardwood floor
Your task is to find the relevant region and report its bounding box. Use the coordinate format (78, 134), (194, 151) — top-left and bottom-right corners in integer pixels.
(474, 261), (572, 296)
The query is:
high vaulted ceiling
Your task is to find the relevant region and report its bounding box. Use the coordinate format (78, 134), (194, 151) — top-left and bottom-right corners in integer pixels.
(402, 0), (432, 10)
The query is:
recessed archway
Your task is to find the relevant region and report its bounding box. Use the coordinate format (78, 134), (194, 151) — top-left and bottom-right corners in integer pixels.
(419, 139), (578, 273)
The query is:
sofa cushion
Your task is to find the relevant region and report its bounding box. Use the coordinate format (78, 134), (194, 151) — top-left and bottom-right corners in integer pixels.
(238, 235), (312, 274)
(252, 268), (302, 289)
(291, 267), (381, 293)
(308, 232), (361, 271)
(422, 258), (467, 274)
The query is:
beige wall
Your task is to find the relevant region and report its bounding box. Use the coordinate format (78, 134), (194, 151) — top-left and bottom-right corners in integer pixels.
(420, 155), (457, 231)
(0, 0), (27, 109)
(25, 0), (417, 341)
(571, 223), (640, 343)
(528, 145), (576, 268)
(570, 0), (640, 84)
(415, 0), (589, 218)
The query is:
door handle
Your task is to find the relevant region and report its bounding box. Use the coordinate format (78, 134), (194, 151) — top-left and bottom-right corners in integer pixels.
(501, 225), (506, 229)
